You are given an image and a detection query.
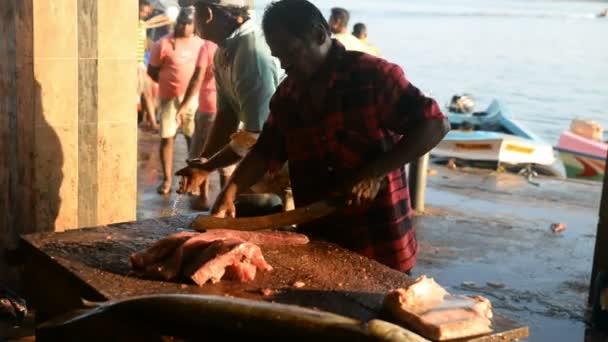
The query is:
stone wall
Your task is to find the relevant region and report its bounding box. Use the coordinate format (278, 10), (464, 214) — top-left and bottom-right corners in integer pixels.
(0, 0), (138, 284)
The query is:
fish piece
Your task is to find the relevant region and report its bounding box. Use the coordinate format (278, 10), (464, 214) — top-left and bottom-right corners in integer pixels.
(130, 229), (307, 269)
(383, 275), (493, 341)
(224, 262), (258, 282)
(129, 229), (305, 282)
(129, 232), (197, 269)
(183, 239), (272, 286)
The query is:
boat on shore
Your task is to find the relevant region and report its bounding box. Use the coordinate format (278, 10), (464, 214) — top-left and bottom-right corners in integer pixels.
(432, 97), (559, 175)
(556, 119), (607, 182)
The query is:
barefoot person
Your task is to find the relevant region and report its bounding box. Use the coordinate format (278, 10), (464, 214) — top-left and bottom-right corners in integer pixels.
(147, 6), (204, 194)
(210, 0), (449, 273)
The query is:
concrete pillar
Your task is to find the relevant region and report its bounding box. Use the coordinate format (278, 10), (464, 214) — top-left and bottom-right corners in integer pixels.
(0, 0), (137, 283)
(408, 153), (430, 213)
(590, 150), (608, 302)
(247, 0), (255, 18)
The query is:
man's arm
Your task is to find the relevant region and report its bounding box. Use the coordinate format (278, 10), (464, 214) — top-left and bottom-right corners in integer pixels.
(147, 66), (161, 83)
(199, 92), (240, 160)
(145, 5), (179, 29)
(211, 149), (273, 217)
(177, 68), (203, 113)
(352, 117), (449, 183)
(344, 62), (450, 205)
(211, 108), (288, 217)
(197, 47), (280, 170)
(176, 90), (241, 195)
(147, 41), (162, 83)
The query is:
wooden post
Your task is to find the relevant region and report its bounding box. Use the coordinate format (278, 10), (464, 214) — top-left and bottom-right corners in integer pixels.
(409, 153), (430, 213)
(590, 150), (608, 303)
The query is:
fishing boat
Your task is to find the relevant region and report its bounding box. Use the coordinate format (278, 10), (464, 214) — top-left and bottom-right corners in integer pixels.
(556, 119), (607, 182)
(432, 97), (558, 175)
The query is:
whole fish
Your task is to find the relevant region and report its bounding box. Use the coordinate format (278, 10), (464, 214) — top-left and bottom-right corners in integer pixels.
(37, 294), (427, 342)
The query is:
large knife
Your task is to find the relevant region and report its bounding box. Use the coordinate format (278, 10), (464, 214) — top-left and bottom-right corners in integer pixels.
(189, 199), (338, 232)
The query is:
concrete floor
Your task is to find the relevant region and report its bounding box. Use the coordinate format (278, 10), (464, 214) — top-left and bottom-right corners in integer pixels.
(416, 167), (605, 342)
(135, 129), (608, 341)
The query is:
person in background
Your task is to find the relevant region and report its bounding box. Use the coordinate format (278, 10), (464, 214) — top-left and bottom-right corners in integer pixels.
(138, 0), (160, 131)
(175, 39), (218, 209)
(352, 22), (382, 57)
(148, 6), (204, 195)
(147, 0), (182, 41)
(209, 0), (449, 273)
(328, 7), (378, 56)
(175, 0), (291, 214)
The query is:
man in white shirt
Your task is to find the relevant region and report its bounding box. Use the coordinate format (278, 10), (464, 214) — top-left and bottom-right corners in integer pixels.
(328, 7), (378, 57)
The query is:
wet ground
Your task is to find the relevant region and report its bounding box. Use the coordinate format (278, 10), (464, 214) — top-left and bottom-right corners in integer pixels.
(136, 130), (218, 220)
(135, 129), (608, 341)
(415, 167), (605, 342)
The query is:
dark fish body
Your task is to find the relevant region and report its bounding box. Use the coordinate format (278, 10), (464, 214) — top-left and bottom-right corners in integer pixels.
(37, 294), (423, 341)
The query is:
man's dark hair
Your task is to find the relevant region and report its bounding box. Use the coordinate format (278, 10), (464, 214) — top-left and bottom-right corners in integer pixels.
(139, 0), (150, 7)
(352, 22), (366, 38)
(193, 2), (250, 22)
(330, 7), (350, 27)
(262, 0), (331, 40)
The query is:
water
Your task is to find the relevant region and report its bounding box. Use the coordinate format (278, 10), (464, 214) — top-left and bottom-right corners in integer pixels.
(171, 193), (184, 215)
(254, 0), (608, 145)
(158, 193), (184, 217)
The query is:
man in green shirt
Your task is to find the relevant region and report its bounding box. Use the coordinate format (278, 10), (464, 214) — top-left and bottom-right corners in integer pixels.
(176, 0), (289, 211)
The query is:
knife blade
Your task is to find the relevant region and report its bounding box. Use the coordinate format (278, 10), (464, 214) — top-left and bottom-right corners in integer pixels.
(189, 199), (337, 232)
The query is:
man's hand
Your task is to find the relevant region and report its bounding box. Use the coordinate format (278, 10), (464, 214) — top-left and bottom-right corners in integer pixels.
(175, 107), (187, 127)
(211, 193), (237, 218)
(175, 166), (210, 195)
(344, 176), (385, 207)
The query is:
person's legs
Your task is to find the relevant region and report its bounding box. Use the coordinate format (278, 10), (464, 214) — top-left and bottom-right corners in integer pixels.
(181, 101), (197, 152)
(159, 136), (175, 194)
(188, 112), (215, 210)
(142, 91), (158, 131)
(138, 65), (158, 131)
(157, 98), (179, 194)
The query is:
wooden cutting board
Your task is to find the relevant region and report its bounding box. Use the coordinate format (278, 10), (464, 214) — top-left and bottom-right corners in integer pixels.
(20, 215), (529, 341)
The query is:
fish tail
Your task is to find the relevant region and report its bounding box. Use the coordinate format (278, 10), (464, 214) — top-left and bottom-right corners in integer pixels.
(80, 298), (103, 308)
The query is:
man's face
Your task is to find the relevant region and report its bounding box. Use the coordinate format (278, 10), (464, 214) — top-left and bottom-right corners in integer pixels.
(139, 5), (152, 20)
(175, 21), (195, 37)
(266, 28), (327, 82)
(328, 16), (341, 34)
(195, 6), (218, 42)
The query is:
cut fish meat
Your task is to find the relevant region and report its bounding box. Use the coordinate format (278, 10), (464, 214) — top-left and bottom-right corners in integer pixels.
(183, 239), (272, 286)
(129, 229), (299, 285)
(383, 275), (493, 341)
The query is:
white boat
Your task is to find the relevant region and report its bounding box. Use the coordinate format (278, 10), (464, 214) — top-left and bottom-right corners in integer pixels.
(432, 98), (558, 174)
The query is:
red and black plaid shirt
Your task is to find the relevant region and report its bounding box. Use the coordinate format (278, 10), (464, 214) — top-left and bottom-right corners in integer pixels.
(254, 41), (445, 272)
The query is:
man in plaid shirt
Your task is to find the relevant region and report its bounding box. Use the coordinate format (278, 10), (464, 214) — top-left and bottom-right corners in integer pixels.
(211, 0), (450, 273)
